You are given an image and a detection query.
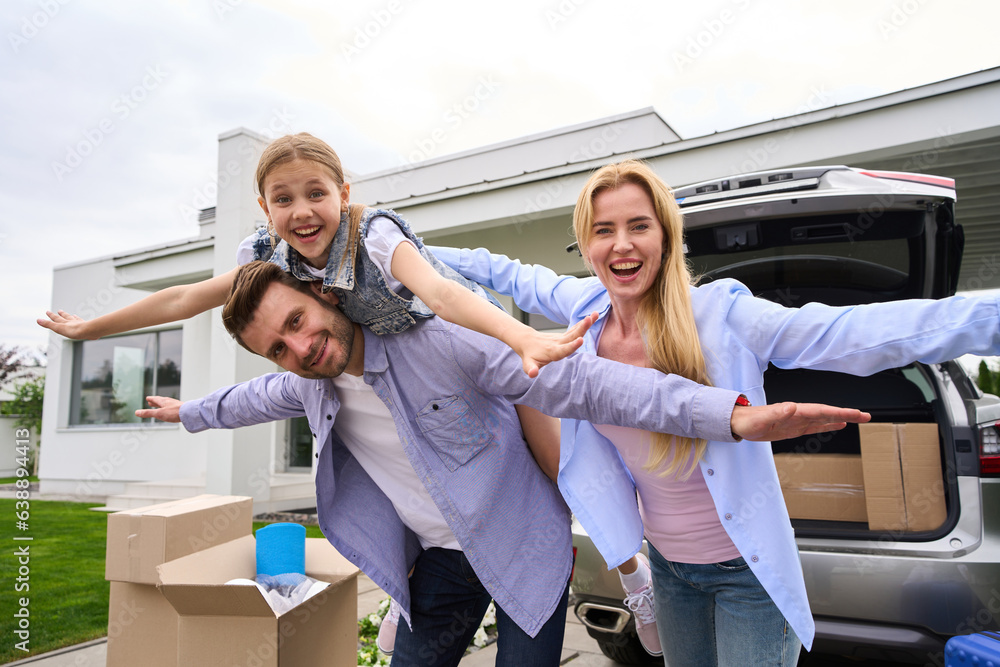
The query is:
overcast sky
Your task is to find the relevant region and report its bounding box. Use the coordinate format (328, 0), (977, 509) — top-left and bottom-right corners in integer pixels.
(3, 0), (999, 357)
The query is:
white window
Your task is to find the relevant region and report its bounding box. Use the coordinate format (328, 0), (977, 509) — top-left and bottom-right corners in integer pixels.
(69, 329), (182, 426)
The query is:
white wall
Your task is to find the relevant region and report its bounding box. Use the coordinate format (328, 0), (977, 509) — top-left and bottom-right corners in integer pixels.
(0, 418), (34, 478)
(202, 129), (282, 503)
(39, 256), (209, 498)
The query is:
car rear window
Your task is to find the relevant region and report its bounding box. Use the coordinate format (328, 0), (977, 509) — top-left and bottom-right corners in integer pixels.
(684, 211), (927, 306)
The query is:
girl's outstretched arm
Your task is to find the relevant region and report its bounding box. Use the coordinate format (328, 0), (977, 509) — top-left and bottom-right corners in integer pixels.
(37, 267), (238, 340)
(391, 242), (595, 377)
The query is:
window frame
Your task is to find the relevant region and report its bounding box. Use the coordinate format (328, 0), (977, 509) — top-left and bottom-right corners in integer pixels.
(68, 328), (183, 427)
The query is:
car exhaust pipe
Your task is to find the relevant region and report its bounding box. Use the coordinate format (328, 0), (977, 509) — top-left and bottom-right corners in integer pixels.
(575, 601), (632, 634)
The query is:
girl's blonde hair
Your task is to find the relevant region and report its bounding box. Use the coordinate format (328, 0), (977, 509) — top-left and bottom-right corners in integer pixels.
(255, 132), (366, 271)
(573, 159), (711, 480)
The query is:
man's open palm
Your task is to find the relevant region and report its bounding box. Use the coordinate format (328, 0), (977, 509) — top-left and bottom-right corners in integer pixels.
(135, 396), (182, 423)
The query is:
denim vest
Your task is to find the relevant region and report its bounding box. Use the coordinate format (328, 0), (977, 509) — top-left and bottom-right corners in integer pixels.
(251, 208), (503, 335)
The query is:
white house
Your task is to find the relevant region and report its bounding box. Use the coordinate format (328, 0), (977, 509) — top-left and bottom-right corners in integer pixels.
(39, 68), (1000, 513)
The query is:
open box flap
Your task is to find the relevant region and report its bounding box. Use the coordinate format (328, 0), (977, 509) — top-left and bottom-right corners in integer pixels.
(156, 534), (359, 618)
(157, 534), (256, 585)
(160, 582), (277, 617)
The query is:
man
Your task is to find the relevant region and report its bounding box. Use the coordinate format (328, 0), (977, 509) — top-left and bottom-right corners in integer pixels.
(138, 261), (868, 666)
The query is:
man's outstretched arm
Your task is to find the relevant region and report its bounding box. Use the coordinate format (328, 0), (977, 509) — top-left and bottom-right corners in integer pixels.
(136, 372), (309, 431)
(459, 330), (870, 442)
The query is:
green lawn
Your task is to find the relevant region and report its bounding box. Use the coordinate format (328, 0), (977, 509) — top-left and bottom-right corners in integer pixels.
(252, 520), (325, 538)
(0, 502), (329, 663)
(0, 475), (39, 484)
(0, 499), (109, 663)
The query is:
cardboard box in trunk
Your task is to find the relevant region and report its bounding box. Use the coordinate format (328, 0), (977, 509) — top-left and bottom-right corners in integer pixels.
(156, 534), (361, 667)
(774, 423), (946, 532)
(106, 494), (253, 584)
(773, 453), (867, 522)
(860, 422), (946, 532)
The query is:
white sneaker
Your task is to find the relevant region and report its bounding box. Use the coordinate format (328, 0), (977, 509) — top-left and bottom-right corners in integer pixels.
(377, 598), (402, 655)
(622, 556), (662, 656)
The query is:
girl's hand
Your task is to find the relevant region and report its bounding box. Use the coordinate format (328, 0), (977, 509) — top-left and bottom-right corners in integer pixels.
(514, 312), (599, 378)
(37, 310), (97, 340)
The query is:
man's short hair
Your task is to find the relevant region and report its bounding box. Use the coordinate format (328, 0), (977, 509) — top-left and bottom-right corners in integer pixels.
(222, 261), (309, 353)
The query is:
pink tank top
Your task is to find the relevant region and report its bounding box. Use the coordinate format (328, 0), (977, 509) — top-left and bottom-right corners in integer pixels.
(593, 422), (741, 565)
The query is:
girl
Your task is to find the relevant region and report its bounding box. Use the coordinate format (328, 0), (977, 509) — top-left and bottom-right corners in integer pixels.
(38, 134), (659, 655)
(432, 159), (1000, 665)
(40, 133), (580, 379)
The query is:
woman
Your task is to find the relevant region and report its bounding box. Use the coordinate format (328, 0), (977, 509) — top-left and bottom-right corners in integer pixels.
(433, 160), (1000, 665)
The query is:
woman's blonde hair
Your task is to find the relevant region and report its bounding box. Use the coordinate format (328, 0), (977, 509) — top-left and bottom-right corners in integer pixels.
(573, 159), (711, 480)
(255, 132), (366, 271)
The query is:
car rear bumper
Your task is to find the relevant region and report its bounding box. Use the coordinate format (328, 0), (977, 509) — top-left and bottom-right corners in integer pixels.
(812, 616), (946, 664)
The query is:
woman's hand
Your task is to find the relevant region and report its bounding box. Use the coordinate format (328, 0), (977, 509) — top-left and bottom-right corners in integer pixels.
(731, 402), (871, 442)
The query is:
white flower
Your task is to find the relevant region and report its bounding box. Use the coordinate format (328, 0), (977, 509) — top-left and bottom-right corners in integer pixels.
(367, 613), (380, 624)
(481, 602), (496, 628)
(473, 627), (488, 647)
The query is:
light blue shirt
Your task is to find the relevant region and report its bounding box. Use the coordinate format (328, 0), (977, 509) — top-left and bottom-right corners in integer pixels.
(179, 316), (742, 636)
(431, 245), (1000, 650)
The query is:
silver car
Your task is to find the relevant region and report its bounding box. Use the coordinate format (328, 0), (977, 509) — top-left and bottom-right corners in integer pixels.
(568, 166), (1000, 665)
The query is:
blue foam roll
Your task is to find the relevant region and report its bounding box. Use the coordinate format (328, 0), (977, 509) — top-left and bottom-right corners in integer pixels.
(256, 523), (306, 578)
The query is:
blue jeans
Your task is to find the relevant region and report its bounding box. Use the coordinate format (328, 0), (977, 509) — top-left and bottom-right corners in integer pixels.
(647, 543), (801, 667)
(390, 548), (568, 666)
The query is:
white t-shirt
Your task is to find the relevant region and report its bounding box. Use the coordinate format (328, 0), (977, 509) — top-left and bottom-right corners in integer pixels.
(332, 372), (460, 550)
(363, 216), (416, 295)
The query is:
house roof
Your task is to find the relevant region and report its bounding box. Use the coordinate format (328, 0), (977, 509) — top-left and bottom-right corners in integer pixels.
(55, 68), (1000, 292)
(354, 68), (1000, 212)
(351, 67), (1000, 290)
(352, 107), (681, 206)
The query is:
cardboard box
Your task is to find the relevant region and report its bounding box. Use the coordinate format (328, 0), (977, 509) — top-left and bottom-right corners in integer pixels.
(860, 422), (946, 532)
(774, 424), (947, 532)
(106, 582), (180, 667)
(105, 495), (254, 667)
(106, 495), (253, 584)
(157, 535), (361, 667)
(773, 453), (868, 522)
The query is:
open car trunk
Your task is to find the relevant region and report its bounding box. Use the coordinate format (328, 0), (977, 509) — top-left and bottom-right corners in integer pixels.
(677, 166), (963, 540)
(764, 362), (956, 539)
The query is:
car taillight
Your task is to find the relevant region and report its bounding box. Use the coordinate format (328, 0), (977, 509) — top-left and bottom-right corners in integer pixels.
(858, 170), (956, 189)
(980, 423), (1000, 476)
(570, 546), (577, 582)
